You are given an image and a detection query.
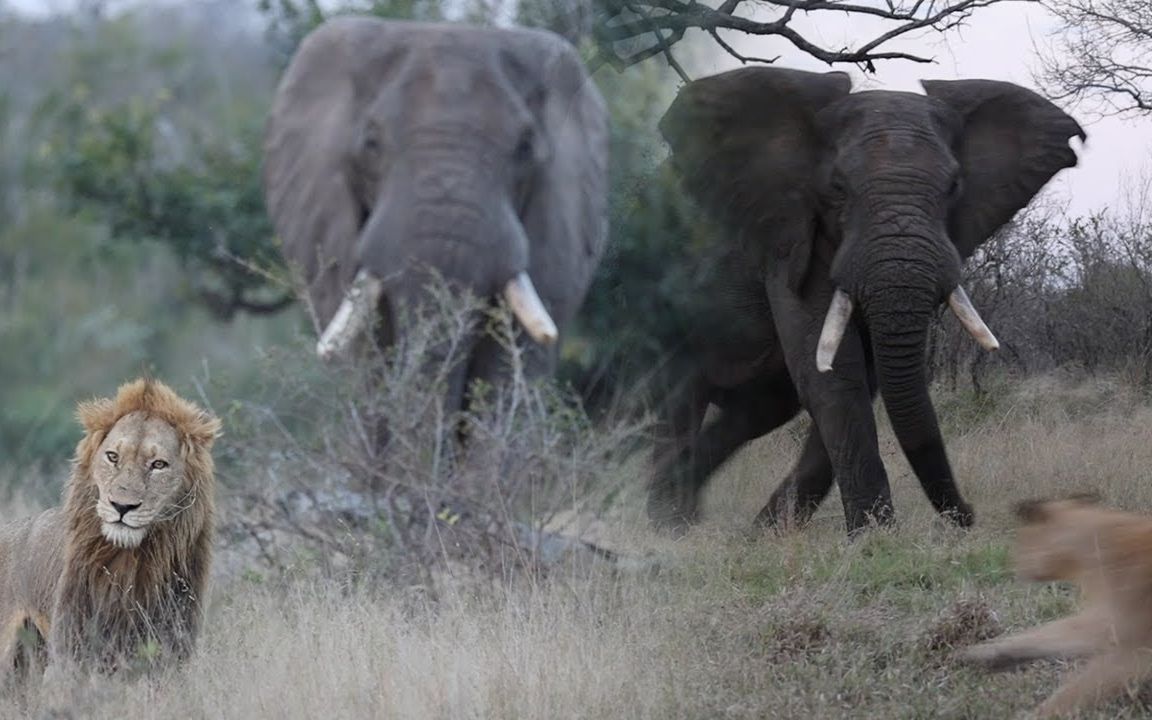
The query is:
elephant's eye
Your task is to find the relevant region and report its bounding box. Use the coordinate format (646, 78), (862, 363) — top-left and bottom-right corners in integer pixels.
(150, 459), (169, 471)
(514, 130), (535, 162)
(105, 450), (119, 464)
(828, 169), (848, 197)
(948, 175), (964, 199)
(361, 122), (385, 155)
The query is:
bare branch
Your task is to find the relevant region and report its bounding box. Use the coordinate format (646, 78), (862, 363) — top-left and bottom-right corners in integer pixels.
(1037, 0), (1152, 117)
(197, 286), (297, 320)
(626, 0), (692, 82)
(592, 0), (1024, 76)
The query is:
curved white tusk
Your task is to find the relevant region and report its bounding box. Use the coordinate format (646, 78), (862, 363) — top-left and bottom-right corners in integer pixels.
(816, 289), (854, 373)
(948, 285), (999, 351)
(316, 269), (384, 360)
(503, 272), (559, 346)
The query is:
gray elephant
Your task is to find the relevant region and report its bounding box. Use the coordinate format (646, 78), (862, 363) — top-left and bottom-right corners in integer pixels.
(262, 16), (607, 410)
(649, 67), (1084, 535)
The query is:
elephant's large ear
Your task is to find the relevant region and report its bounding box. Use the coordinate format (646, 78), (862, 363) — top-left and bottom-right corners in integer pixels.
(517, 38), (609, 336)
(922, 79), (1085, 261)
(263, 18), (400, 328)
(658, 67), (850, 293)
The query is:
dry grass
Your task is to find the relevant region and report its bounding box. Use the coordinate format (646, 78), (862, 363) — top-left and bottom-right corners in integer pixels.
(6, 371), (1152, 718)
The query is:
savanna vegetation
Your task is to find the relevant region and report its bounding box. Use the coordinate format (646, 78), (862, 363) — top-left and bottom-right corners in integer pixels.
(7, 373), (1152, 718)
(3, 0), (1152, 717)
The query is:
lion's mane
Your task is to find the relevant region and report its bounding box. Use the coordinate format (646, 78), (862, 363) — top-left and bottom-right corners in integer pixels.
(49, 378), (220, 668)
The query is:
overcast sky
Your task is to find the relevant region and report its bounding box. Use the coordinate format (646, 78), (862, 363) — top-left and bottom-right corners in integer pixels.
(8, 0), (1151, 215)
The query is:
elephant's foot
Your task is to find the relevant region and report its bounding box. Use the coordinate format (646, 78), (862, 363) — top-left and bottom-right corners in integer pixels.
(650, 513), (696, 538)
(646, 485), (700, 538)
(939, 501), (976, 528)
(647, 504), (700, 538)
(754, 487), (818, 533)
(842, 496), (895, 537)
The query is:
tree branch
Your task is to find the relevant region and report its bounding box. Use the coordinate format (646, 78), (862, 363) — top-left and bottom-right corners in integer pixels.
(197, 286), (297, 320)
(1038, 0), (1152, 117)
(592, 0), (1022, 76)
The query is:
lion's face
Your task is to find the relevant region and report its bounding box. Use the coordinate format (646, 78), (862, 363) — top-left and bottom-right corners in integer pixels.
(1011, 494), (1102, 582)
(91, 411), (189, 549)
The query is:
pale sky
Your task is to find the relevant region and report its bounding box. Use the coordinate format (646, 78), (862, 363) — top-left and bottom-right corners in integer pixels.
(9, 0), (1151, 215)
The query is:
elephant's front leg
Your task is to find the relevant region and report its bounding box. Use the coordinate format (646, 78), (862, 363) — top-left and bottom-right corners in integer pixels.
(647, 376), (711, 532)
(759, 342), (881, 530)
(756, 426), (835, 530)
(766, 283), (892, 534)
(648, 371), (802, 533)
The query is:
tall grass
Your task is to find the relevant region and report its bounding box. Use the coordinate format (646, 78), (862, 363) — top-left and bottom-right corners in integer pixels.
(6, 371), (1152, 718)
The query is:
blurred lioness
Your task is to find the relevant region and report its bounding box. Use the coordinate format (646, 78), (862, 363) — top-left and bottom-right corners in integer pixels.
(959, 493), (1152, 717)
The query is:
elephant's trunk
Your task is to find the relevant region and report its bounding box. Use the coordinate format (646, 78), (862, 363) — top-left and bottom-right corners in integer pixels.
(865, 285), (969, 519)
(865, 286), (937, 428)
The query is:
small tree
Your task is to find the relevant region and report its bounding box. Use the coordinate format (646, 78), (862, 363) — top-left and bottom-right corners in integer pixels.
(1039, 0), (1152, 116)
(39, 10), (290, 319)
(43, 2), (459, 320)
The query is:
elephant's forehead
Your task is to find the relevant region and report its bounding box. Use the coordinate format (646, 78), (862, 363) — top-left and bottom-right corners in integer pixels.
(825, 90), (958, 153)
(388, 43), (533, 106)
(400, 44), (498, 84)
(820, 92), (959, 169)
(365, 50), (532, 137)
(834, 90), (938, 120)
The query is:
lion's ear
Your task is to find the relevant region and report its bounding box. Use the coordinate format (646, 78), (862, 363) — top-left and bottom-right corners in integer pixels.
(1014, 491), (1101, 524)
(1065, 490), (1102, 506)
(187, 412), (223, 449)
(1014, 498), (1050, 524)
(76, 397), (116, 435)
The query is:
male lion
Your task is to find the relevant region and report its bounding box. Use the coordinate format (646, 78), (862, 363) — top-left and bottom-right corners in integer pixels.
(0, 378), (221, 680)
(959, 493), (1152, 717)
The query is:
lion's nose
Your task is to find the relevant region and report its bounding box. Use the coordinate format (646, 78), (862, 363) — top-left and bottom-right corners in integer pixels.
(111, 501), (141, 518)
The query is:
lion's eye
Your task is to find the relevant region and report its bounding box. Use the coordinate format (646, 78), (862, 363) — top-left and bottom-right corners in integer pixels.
(150, 459), (169, 471)
(105, 451), (119, 464)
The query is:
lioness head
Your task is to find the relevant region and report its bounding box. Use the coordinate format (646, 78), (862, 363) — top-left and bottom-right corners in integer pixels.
(71, 378), (222, 550)
(1011, 492), (1103, 582)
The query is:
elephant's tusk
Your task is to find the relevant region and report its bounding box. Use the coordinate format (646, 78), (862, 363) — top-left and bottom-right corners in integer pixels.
(503, 272), (559, 346)
(816, 289), (854, 373)
(948, 285), (1000, 351)
(316, 269), (384, 360)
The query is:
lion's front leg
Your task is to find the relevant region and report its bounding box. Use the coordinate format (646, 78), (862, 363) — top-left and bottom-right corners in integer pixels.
(959, 614), (1106, 671)
(0, 620), (18, 691)
(1032, 649), (1152, 718)
(33, 658), (79, 719)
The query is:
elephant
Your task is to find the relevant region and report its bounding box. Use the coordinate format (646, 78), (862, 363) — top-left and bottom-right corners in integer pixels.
(262, 16), (607, 412)
(648, 66), (1084, 535)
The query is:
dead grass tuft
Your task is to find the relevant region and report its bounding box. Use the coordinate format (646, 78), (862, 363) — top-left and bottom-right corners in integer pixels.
(922, 596), (1002, 654)
(764, 614), (830, 661)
